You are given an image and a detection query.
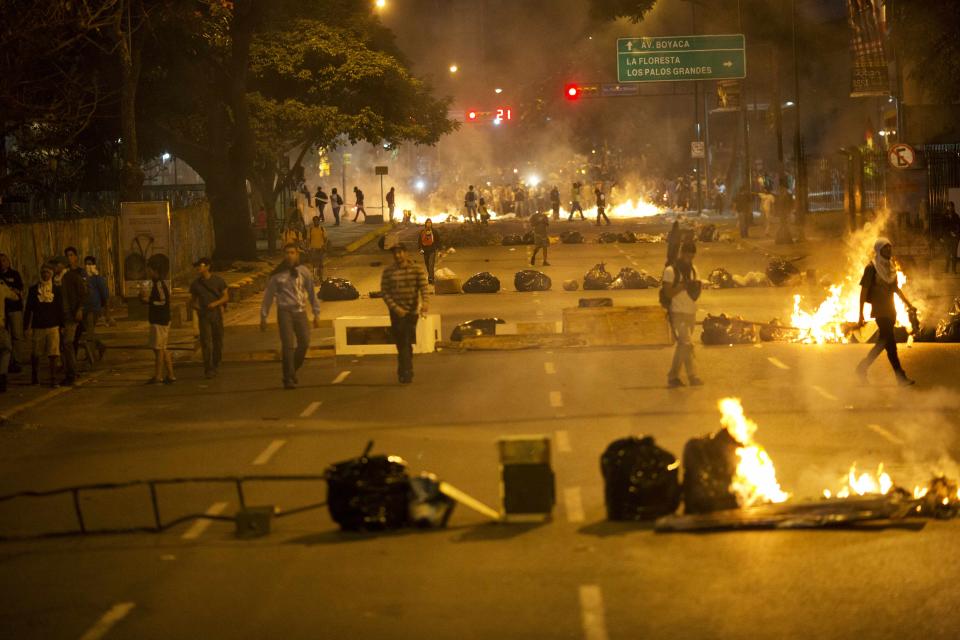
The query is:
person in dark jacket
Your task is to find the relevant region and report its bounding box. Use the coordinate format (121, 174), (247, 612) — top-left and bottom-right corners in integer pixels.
(0, 253), (25, 372)
(386, 186), (396, 221)
(665, 221), (681, 266)
(60, 247), (86, 385)
(856, 238), (915, 386)
(81, 256), (110, 367)
(24, 263), (64, 387)
(417, 219), (441, 284)
(141, 256), (175, 384)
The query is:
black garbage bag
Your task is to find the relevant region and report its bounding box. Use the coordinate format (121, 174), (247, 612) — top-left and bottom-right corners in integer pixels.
(562, 279), (580, 291)
(408, 473), (456, 528)
(682, 429), (741, 514)
(698, 224), (717, 242)
(502, 234), (524, 246)
(462, 272), (501, 294)
(759, 318), (792, 342)
(325, 441), (410, 531)
(935, 315), (960, 342)
(583, 263), (614, 290)
(766, 257), (801, 286)
(450, 317), (505, 342)
(320, 277), (360, 301)
(599, 232), (620, 244)
(610, 267), (648, 290)
(701, 313), (757, 345)
(579, 298), (613, 308)
(560, 230), (584, 244)
(708, 267), (735, 289)
(514, 270), (552, 292)
(601, 436), (682, 521)
(618, 231), (639, 243)
(640, 272), (660, 288)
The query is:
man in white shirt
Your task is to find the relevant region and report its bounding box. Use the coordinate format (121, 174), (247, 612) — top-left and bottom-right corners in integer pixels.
(662, 241), (703, 388)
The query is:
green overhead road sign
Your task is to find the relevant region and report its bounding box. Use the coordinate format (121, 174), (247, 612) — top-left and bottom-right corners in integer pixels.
(617, 34), (746, 83)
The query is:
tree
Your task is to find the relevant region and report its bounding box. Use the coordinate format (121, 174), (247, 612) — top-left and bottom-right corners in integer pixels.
(891, 0), (960, 104)
(587, 0), (658, 22)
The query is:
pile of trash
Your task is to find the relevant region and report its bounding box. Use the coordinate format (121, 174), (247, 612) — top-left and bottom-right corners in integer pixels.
(765, 257), (802, 286)
(701, 313), (759, 345)
(502, 232), (535, 246)
(326, 442), (455, 531)
(583, 263), (659, 290)
(913, 297), (960, 343)
(450, 318), (505, 342)
(707, 267), (771, 289)
(320, 278), (360, 301)
(462, 272), (501, 294)
(559, 230), (584, 244)
(514, 270), (552, 292)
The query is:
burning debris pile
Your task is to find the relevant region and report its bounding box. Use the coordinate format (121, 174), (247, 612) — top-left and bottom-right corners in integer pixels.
(601, 398), (960, 531)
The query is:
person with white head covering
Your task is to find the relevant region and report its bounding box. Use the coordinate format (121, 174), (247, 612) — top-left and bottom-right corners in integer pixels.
(856, 238), (916, 385)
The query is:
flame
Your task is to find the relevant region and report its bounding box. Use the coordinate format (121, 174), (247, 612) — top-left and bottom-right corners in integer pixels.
(789, 209), (921, 344)
(718, 397), (789, 507)
(824, 463), (893, 498)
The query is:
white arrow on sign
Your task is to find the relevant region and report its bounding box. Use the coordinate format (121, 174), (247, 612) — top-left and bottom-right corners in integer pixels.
(723, 61), (733, 68)
(625, 41), (634, 51)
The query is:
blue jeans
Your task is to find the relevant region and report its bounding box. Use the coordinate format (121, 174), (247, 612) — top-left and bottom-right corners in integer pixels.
(277, 308), (310, 384)
(198, 310), (224, 374)
(390, 311), (418, 380)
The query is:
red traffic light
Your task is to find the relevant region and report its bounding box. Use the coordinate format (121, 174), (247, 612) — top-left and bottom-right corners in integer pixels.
(467, 110), (478, 121)
(565, 84), (579, 100)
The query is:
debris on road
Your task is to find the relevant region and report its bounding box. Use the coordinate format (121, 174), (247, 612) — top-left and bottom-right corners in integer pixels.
(701, 313), (759, 345)
(320, 278), (360, 301)
(601, 436), (681, 521)
(583, 263), (614, 290)
(611, 267), (658, 290)
(559, 230), (584, 244)
(514, 269), (551, 292)
(450, 317), (505, 341)
(579, 298), (613, 307)
(462, 271), (501, 294)
(766, 257), (803, 286)
(562, 279), (579, 291)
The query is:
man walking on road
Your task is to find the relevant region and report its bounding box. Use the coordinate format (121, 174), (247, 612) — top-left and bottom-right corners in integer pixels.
(330, 188), (343, 226)
(308, 216), (328, 282)
(314, 186), (328, 222)
(60, 247), (86, 385)
(549, 185), (561, 221)
(142, 257), (175, 385)
(190, 257), (228, 379)
(380, 243), (429, 384)
(260, 244), (322, 389)
(464, 185), (478, 223)
(24, 263), (63, 387)
(595, 186), (610, 226)
(568, 182), (585, 220)
(0, 253), (25, 372)
(81, 256), (110, 368)
(0, 279), (18, 392)
(352, 186), (367, 222)
(529, 209), (550, 266)
(856, 238), (916, 386)
(417, 219), (441, 285)
(386, 186), (396, 222)
(661, 241), (703, 388)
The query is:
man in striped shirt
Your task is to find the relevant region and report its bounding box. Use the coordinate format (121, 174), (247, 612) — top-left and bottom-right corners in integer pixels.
(380, 243), (429, 384)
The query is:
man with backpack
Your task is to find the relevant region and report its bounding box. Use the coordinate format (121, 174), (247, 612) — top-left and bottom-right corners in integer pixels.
(352, 186), (367, 222)
(190, 257), (228, 379)
(595, 186), (610, 226)
(569, 182), (585, 220)
(464, 185), (478, 223)
(314, 186), (329, 222)
(417, 219), (441, 285)
(661, 241), (703, 388)
(330, 188), (343, 226)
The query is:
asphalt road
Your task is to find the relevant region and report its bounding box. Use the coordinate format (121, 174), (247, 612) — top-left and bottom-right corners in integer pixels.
(1, 223), (959, 640)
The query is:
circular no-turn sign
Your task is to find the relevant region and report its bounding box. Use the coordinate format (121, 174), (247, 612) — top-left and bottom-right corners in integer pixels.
(888, 143), (916, 169)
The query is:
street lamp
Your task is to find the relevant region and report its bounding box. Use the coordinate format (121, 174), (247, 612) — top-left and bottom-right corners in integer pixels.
(449, 64), (458, 74)
(494, 88), (503, 94)
(374, 0), (386, 9)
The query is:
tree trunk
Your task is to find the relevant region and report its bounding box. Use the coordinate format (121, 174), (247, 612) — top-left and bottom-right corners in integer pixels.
(206, 169), (256, 261)
(116, 2), (144, 202)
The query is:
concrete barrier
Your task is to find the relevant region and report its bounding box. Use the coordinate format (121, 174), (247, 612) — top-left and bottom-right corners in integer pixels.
(333, 314), (441, 355)
(562, 305), (672, 346)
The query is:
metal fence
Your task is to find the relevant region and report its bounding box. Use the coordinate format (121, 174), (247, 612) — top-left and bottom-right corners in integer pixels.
(0, 185), (206, 225)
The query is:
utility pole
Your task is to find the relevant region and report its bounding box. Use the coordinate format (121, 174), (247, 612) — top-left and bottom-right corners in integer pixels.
(692, 1), (702, 214)
(791, 0), (807, 239)
(738, 0), (751, 195)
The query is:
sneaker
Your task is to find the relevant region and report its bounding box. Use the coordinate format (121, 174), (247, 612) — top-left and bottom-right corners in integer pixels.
(542, 262), (551, 266)
(667, 378), (685, 388)
(855, 363), (869, 383)
(688, 377), (704, 386)
(204, 370), (216, 379)
(283, 381), (297, 390)
(146, 377), (162, 385)
(163, 377), (177, 385)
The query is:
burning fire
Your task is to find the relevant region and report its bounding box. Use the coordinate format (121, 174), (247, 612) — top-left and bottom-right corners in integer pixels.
(789, 210), (920, 344)
(718, 397), (790, 507)
(822, 463), (893, 499)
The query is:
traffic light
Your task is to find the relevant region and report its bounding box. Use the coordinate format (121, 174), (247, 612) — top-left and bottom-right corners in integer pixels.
(467, 110), (478, 122)
(565, 84), (580, 100)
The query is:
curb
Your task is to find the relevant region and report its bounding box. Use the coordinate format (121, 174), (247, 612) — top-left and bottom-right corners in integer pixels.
(344, 222), (394, 253)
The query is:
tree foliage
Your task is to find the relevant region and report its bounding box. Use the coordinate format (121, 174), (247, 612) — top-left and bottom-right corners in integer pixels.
(587, 0), (658, 22)
(891, 0), (960, 104)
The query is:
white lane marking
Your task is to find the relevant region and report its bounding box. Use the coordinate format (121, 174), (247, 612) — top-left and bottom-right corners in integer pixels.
(299, 401), (322, 418)
(252, 439), (286, 466)
(868, 423), (906, 446)
(767, 357), (790, 370)
(564, 487), (585, 523)
(544, 362), (556, 375)
(579, 585), (609, 640)
(181, 501), (228, 540)
(0, 375), (97, 422)
(812, 385), (838, 401)
(533, 297), (542, 304)
(78, 602), (136, 640)
(535, 309), (545, 317)
(555, 430), (572, 453)
(549, 391), (564, 408)
(331, 371), (351, 384)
